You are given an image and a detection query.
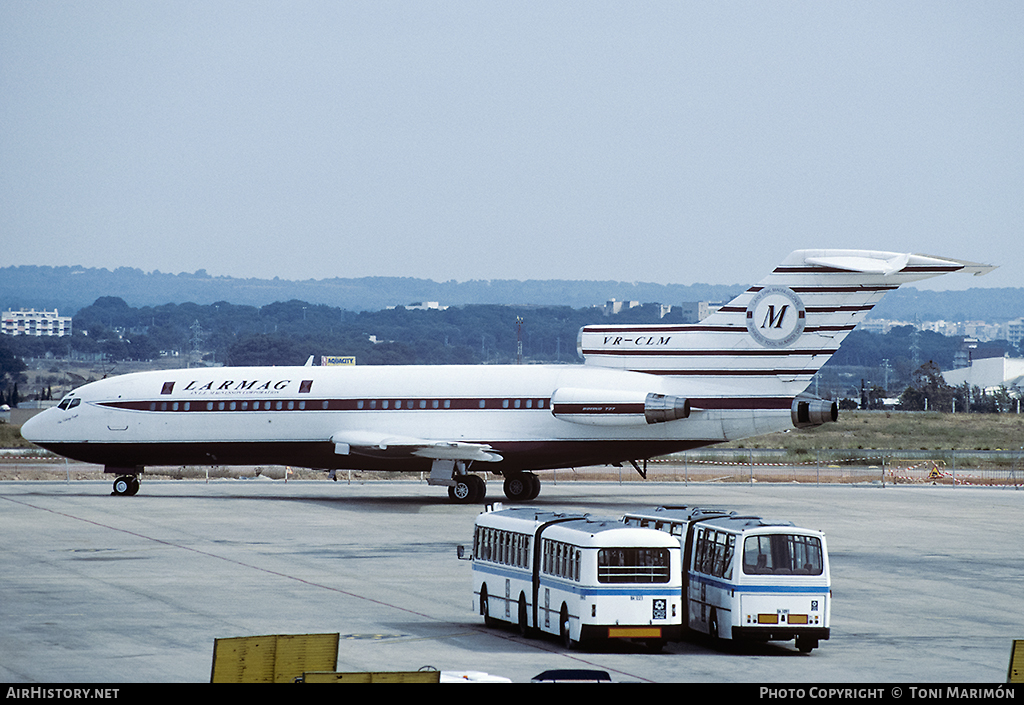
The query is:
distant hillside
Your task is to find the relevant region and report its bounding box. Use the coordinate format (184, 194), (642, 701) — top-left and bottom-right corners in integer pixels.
(0, 265), (744, 314)
(870, 287), (1024, 323)
(1, 264), (1021, 320)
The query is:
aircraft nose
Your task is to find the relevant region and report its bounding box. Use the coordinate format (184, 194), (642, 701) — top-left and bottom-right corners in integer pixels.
(20, 409), (52, 444)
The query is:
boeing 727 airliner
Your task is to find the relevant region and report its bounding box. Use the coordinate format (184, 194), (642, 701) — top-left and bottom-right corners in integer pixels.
(21, 249), (993, 501)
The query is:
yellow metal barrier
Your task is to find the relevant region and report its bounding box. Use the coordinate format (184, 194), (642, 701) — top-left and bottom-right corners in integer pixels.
(1009, 640), (1024, 683)
(302, 670), (441, 683)
(211, 633), (340, 683)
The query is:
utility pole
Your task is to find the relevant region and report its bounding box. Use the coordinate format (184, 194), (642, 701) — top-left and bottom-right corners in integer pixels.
(189, 320), (204, 369)
(516, 317), (524, 365)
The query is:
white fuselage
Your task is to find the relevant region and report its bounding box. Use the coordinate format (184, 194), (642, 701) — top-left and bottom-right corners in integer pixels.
(21, 362), (793, 472)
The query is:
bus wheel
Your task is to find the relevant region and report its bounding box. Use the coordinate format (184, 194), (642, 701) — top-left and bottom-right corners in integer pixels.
(559, 604), (575, 650)
(709, 610), (723, 650)
(517, 595), (531, 637)
(796, 636), (818, 653)
(480, 585), (498, 628)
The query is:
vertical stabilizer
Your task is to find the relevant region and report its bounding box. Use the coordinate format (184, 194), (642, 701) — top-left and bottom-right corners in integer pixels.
(578, 250), (993, 396)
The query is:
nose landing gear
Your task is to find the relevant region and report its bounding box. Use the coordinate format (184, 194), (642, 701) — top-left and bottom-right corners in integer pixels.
(111, 474), (140, 496)
(105, 465), (143, 496)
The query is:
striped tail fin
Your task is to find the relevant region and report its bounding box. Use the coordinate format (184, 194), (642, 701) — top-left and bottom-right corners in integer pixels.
(578, 250), (994, 396)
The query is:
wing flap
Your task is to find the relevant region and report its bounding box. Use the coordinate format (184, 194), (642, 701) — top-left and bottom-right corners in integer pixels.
(330, 431), (502, 462)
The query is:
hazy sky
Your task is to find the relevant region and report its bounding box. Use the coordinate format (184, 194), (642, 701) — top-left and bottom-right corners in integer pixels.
(2, 2), (1021, 291)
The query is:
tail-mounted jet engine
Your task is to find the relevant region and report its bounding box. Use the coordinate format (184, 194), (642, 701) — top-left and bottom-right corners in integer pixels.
(551, 387), (690, 426)
(791, 394), (839, 429)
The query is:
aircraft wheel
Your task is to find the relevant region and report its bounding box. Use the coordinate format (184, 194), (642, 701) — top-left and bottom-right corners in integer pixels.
(448, 475), (485, 503)
(524, 472), (541, 500)
(502, 474), (529, 501)
(112, 475), (139, 496)
(503, 472), (541, 502)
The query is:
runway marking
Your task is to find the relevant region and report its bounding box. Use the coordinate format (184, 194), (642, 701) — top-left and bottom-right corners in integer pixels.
(0, 494), (657, 683)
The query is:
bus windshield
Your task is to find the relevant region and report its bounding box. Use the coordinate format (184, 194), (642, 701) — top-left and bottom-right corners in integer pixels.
(742, 534), (823, 576)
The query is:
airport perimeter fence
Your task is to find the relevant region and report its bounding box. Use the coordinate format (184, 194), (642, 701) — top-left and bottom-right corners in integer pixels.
(546, 448), (1024, 488)
(2, 447), (1022, 488)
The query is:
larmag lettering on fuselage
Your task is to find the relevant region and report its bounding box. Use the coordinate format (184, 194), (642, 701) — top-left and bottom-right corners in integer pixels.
(22, 249), (994, 500)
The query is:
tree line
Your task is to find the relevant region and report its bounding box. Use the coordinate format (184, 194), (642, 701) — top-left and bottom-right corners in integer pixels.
(1, 296), (1021, 410)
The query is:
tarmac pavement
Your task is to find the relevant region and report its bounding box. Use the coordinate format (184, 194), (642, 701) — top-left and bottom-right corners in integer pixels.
(1, 476), (1021, 684)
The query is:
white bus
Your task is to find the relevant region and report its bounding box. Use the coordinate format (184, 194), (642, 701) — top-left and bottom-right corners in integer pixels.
(622, 506), (831, 652)
(470, 506), (683, 651)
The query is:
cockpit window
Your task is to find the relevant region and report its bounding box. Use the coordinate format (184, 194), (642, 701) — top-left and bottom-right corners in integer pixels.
(69, 398), (81, 409)
(59, 397), (81, 411)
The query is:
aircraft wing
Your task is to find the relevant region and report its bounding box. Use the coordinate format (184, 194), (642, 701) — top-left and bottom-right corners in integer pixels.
(330, 431), (502, 462)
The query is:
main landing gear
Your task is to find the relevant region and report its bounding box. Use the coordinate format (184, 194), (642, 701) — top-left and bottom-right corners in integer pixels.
(444, 469), (542, 504)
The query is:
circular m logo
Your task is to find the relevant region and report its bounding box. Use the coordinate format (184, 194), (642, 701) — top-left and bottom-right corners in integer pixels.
(745, 286), (806, 348)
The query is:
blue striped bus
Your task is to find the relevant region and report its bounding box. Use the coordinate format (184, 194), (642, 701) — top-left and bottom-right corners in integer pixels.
(622, 506), (830, 652)
(471, 506), (682, 651)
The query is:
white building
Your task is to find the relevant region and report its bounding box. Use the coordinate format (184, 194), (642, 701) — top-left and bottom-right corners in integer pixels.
(1, 308), (72, 337)
(943, 356), (1024, 394)
(602, 298), (640, 316)
(1008, 318), (1024, 348)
